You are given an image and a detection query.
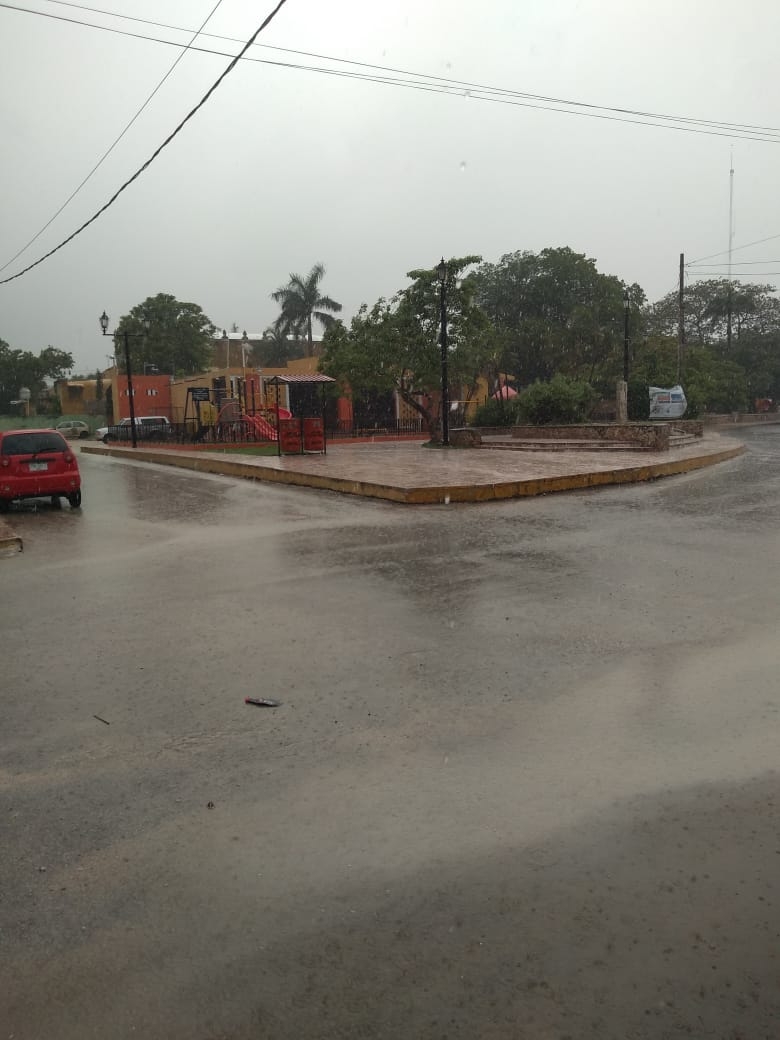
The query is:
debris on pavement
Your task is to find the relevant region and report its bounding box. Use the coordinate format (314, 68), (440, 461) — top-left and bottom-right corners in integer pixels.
(93, 715), (110, 725)
(245, 697), (280, 708)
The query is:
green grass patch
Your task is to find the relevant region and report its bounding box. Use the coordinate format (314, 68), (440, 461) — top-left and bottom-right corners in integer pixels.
(214, 444), (280, 456)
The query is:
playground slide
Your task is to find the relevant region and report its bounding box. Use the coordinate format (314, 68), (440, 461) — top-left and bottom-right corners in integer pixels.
(244, 413), (278, 441)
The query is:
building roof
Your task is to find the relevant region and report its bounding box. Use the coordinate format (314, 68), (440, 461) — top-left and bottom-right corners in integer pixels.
(264, 373), (336, 384)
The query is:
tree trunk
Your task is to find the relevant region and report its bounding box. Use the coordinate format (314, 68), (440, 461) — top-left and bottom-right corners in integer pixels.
(306, 316), (313, 358)
(398, 389), (439, 441)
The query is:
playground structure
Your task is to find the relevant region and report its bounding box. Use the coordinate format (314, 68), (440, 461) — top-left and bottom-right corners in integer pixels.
(215, 401), (292, 442)
(174, 375), (336, 454)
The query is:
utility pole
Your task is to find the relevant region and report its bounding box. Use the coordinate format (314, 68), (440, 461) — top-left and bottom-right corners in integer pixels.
(726, 155), (734, 352)
(100, 311), (149, 449)
(678, 253), (685, 383)
(122, 330), (138, 448)
(437, 261), (450, 447)
(616, 289), (629, 422)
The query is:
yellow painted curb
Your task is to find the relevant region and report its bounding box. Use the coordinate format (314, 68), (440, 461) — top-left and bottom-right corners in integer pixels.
(0, 518), (22, 555)
(81, 442), (745, 505)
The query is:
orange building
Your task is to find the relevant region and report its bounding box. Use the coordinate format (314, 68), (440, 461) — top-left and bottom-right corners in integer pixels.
(112, 374), (173, 422)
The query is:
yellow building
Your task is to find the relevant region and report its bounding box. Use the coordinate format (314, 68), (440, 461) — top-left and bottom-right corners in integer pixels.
(169, 356), (321, 422)
(54, 376), (111, 418)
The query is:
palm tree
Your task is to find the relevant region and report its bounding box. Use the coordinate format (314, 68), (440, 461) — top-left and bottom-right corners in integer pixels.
(251, 326), (295, 367)
(271, 263), (342, 358)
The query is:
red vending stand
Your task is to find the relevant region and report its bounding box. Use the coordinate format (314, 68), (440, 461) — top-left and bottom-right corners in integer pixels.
(303, 417), (325, 453)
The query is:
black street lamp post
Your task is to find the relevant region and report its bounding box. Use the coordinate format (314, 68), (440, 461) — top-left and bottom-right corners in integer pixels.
(623, 288), (630, 384)
(100, 311), (150, 449)
(437, 258), (450, 447)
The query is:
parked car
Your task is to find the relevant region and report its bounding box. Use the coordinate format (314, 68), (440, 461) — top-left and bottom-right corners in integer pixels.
(0, 428), (82, 510)
(95, 416), (171, 443)
(56, 419), (90, 440)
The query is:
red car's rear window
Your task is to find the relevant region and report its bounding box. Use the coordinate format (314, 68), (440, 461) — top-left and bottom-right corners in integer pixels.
(1, 432), (68, 455)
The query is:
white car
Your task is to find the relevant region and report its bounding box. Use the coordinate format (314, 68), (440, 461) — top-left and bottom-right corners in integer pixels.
(56, 420), (90, 440)
(95, 416), (171, 443)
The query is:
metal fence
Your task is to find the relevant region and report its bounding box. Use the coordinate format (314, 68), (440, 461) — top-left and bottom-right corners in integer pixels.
(102, 420), (273, 445)
(101, 416), (426, 445)
(327, 418), (424, 438)
(170, 420), (271, 445)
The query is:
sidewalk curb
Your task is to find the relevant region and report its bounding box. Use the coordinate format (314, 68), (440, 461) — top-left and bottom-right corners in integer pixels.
(0, 518), (23, 555)
(81, 441), (745, 504)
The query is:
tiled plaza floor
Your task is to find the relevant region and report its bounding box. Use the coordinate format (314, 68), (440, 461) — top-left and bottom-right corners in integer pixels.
(82, 433), (744, 504)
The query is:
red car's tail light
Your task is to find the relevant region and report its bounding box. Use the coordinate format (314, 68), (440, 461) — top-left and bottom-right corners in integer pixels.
(1, 458), (9, 468)
(64, 453), (74, 464)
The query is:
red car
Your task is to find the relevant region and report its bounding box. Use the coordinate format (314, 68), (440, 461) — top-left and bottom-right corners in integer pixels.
(0, 428), (82, 510)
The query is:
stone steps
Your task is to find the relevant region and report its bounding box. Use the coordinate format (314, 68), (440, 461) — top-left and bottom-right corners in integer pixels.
(481, 440), (643, 453)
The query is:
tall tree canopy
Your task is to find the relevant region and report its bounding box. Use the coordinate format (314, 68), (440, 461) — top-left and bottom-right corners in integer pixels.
(645, 278), (780, 348)
(0, 338), (73, 412)
(473, 247), (643, 389)
(321, 256), (491, 439)
(644, 278), (780, 406)
(248, 327), (299, 368)
(112, 293), (215, 376)
(271, 263), (342, 358)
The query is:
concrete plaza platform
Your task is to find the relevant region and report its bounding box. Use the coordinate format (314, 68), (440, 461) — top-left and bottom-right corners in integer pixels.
(81, 432), (745, 505)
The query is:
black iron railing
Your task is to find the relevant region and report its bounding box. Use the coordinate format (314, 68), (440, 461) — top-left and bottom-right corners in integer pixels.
(101, 416), (426, 445)
(328, 419), (424, 437)
(168, 421), (275, 445)
(102, 420), (276, 445)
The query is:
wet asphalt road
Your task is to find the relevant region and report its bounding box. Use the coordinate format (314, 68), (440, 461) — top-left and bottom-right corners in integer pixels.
(2, 429), (779, 1039)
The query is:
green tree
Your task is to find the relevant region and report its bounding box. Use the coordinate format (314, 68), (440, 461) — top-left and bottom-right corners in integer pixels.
(473, 247), (643, 389)
(516, 375), (597, 425)
(249, 327), (300, 368)
(0, 338), (73, 412)
(646, 279), (780, 348)
(113, 294), (216, 376)
(629, 335), (748, 416)
(271, 263), (342, 358)
(646, 279), (780, 408)
(321, 256), (491, 440)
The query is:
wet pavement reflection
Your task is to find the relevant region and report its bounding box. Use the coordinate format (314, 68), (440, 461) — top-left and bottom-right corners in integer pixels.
(2, 428), (779, 1039)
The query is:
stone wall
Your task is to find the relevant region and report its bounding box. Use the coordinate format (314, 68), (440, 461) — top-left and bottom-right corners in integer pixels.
(672, 420), (704, 437)
(452, 422), (709, 450)
(510, 424), (671, 449)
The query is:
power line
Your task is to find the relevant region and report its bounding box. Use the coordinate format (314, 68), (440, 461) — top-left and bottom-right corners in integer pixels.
(688, 232), (780, 265)
(0, 0), (226, 274)
(6, 0), (780, 143)
(0, 0), (290, 285)
(690, 259), (780, 266)
(36, 0), (780, 137)
(4, 1), (779, 284)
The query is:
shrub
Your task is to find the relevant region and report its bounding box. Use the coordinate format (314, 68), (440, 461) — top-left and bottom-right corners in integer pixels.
(516, 375), (597, 425)
(628, 379), (650, 420)
(471, 397), (521, 427)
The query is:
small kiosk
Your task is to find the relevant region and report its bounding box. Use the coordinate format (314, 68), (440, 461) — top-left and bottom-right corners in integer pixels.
(264, 373), (336, 456)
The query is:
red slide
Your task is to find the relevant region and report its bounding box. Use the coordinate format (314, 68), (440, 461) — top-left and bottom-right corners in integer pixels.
(243, 413), (278, 441)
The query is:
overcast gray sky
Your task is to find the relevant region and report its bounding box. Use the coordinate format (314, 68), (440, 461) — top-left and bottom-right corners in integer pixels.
(1, 0), (778, 373)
